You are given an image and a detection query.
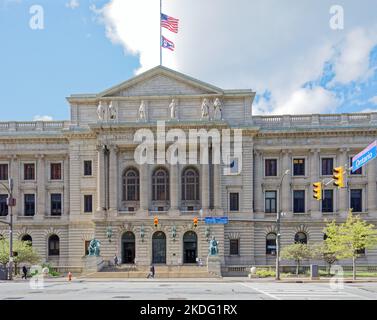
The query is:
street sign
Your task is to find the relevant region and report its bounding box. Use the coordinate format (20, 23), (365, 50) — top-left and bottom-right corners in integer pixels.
(352, 140), (377, 172)
(204, 217), (229, 224)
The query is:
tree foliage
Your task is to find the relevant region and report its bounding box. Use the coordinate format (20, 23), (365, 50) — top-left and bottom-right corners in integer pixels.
(281, 243), (312, 275)
(0, 239), (40, 268)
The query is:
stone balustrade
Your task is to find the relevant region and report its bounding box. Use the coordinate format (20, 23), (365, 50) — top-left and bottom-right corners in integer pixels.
(0, 121), (70, 132)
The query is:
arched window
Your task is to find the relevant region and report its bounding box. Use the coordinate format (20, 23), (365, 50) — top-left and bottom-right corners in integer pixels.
(48, 234), (60, 256)
(122, 168), (140, 201)
(266, 233), (277, 255)
(294, 232), (307, 244)
(181, 167), (200, 201)
(21, 234), (32, 246)
(152, 168), (169, 201)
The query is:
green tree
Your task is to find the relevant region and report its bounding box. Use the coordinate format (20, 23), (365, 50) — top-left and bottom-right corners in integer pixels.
(311, 242), (337, 275)
(281, 243), (312, 275)
(0, 239), (40, 275)
(324, 210), (377, 280)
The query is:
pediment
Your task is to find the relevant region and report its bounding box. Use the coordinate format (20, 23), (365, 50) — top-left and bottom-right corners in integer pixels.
(99, 66), (223, 98)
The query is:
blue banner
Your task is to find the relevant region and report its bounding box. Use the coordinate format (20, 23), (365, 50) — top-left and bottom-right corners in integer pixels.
(204, 217), (229, 224)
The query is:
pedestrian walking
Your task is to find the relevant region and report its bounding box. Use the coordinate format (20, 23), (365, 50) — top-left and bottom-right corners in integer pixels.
(114, 254), (119, 267)
(22, 265), (28, 279)
(147, 264), (155, 279)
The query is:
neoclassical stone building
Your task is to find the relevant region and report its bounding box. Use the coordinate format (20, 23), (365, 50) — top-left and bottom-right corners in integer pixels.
(1, 66), (377, 271)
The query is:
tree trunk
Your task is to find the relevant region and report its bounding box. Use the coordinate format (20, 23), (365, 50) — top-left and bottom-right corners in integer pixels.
(296, 260), (300, 275)
(327, 263), (331, 276)
(353, 256), (356, 280)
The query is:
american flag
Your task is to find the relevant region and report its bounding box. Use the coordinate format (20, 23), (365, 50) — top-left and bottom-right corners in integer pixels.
(161, 35), (175, 51)
(161, 13), (179, 33)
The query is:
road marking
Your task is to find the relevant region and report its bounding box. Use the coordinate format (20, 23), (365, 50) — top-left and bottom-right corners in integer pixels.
(240, 283), (281, 300)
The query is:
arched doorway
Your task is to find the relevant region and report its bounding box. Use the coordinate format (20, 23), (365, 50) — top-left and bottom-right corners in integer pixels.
(121, 232), (135, 264)
(152, 231), (166, 264)
(183, 231), (197, 263)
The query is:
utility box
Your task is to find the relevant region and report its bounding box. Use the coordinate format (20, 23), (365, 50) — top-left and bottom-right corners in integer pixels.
(0, 266), (8, 280)
(310, 264), (319, 280)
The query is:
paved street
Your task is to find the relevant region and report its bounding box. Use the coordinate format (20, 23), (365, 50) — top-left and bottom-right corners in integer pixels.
(0, 279), (377, 300)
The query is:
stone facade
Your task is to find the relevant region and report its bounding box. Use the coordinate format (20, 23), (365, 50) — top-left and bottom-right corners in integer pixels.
(1, 66), (377, 270)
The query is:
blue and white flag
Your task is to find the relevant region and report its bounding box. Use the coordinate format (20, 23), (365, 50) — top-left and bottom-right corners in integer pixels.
(161, 35), (175, 51)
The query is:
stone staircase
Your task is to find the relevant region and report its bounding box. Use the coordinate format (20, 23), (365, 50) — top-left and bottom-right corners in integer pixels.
(84, 264), (218, 279)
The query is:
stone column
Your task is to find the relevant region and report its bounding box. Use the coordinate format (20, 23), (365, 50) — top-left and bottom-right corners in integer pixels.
(63, 155), (70, 216)
(201, 164), (209, 212)
(338, 148), (348, 213)
(253, 151), (263, 213)
(309, 149), (320, 213)
(9, 155), (19, 216)
(97, 145), (106, 212)
(213, 163), (222, 211)
(281, 150), (291, 213)
(37, 154), (46, 217)
(109, 145), (119, 213)
(139, 164), (149, 212)
(169, 164), (179, 212)
(367, 160), (377, 212)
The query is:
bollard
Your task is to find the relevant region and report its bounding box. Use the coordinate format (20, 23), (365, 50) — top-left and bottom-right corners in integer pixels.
(310, 265), (319, 280)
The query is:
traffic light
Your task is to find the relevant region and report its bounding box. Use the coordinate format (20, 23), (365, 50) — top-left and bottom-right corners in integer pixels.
(333, 166), (345, 188)
(313, 182), (322, 201)
(193, 217), (198, 228)
(154, 217), (159, 228)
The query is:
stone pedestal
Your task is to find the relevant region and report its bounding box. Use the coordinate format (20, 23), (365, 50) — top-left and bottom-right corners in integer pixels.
(84, 256), (105, 273)
(207, 255), (222, 277)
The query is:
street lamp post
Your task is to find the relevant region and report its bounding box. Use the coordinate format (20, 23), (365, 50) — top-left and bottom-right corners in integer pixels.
(276, 169), (290, 281)
(0, 178), (15, 280)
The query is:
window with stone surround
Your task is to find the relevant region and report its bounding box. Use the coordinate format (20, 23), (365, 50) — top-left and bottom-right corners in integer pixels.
(24, 194), (35, 216)
(24, 163), (35, 180)
(0, 195), (8, 216)
(181, 167), (200, 201)
(51, 193), (62, 216)
(293, 158), (305, 176)
(152, 167), (169, 201)
(322, 190), (334, 213)
(265, 159), (277, 176)
(50, 163), (62, 180)
(48, 234), (60, 256)
(266, 233), (277, 255)
(294, 232), (308, 244)
(229, 192), (239, 211)
(293, 190), (305, 213)
(229, 239), (239, 255)
(0, 164), (8, 181)
(122, 168), (140, 201)
(84, 195), (93, 213)
(350, 189), (362, 212)
(265, 191), (277, 213)
(321, 158), (334, 176)
(84, 160), (92, 176)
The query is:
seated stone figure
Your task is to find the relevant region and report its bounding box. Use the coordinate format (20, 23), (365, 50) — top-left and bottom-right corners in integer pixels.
(88, 239), (101, 257)
(209, 236), (219, 256)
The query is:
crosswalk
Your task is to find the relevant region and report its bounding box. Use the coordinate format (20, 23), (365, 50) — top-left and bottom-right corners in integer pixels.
(240, 283), (368, 300)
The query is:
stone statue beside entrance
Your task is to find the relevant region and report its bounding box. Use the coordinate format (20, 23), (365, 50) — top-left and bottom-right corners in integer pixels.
(88, 239), (101, 257)
(208, 236), (219, 256)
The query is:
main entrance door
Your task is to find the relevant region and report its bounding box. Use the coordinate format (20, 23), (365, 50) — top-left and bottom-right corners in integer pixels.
(183, 231), (197, 263)
(152, 231), (166, 264)
(121, 232), (135, 264)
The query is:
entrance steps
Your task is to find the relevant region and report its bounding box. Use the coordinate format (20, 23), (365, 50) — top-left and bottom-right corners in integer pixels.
(85, 265), (218, 279)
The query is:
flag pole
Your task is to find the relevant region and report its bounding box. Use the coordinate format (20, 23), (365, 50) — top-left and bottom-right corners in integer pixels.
(160, 0), (162, 66)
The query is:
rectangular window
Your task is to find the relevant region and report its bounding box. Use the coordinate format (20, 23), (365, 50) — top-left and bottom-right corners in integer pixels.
(84, 195), (93, 213)
(265, 159), (277, 176)
(229, 239), (239, 255)
(229, 193), (239, 211)
(293, 158), (305, 176)
(50, 163), (62, 180)
(293, 190), (305, 213)
(85, 240), (90, 256)
(84, 161), (92, 176)
(350, 189), (362, 212)
(322, 190), (334, 213)
(24, 163), (35, 180)
(0, 164), (8, 181)
(350, 158), (362, 175)
(0, 195), (8, 216)
(265, 191), (277, 213)
(24, 194), (35, 216)
(321, 158), (334, 176)
(51, 193), (62, 216)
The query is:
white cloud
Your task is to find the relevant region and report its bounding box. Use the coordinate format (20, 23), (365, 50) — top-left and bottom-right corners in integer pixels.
(33, 115), (53, 121)
(369, 96), (377, 105)
(66, 0), (79, 10)
(93, 0), (377, 114)
(331, 27), (377, 84)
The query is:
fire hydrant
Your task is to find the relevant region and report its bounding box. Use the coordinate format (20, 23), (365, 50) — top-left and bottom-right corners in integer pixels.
(68, 272), (72, 281)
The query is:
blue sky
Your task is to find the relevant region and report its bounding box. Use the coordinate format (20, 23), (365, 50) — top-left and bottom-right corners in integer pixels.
(1, 0), (377, 121)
